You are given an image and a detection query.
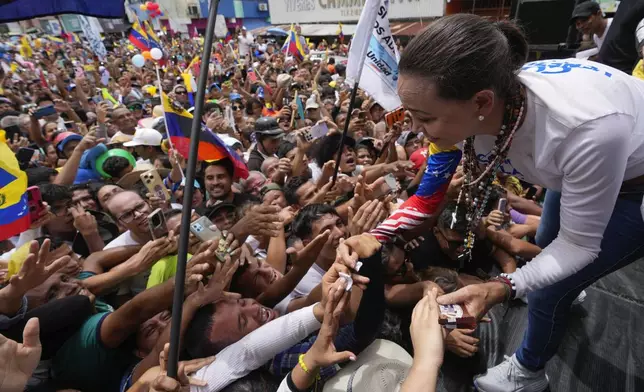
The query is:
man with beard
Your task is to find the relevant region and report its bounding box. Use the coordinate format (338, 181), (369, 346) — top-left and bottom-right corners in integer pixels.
(198, 158), (252, 215)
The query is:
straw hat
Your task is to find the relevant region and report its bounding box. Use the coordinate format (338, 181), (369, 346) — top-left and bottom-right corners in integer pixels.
(323, 339), (412, 392)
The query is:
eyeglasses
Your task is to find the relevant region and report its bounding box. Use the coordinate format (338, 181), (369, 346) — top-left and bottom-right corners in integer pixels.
(232, 105), (243, 111)
(117, 202), (148, 223)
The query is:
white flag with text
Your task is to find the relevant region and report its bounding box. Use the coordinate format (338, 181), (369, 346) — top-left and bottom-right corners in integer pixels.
(346, 0), (401, 111)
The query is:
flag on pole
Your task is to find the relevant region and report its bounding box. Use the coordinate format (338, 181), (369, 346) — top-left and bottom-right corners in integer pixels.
(129, 19), (151, 51)
(0, 130), (30, 241)
(224, 31), (232, 43)
(163, 95), (249, 179)
(19, 35), (32, 58)
(337, 22), (344, 44)
(282, 24), (306, 61)
(346, 0), (401, 111)
(144, 21), (162, 49)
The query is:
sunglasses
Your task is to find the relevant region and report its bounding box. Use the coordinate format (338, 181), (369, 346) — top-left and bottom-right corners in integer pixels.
(232, 105), (243, 111)
(175, 90), (187, 95)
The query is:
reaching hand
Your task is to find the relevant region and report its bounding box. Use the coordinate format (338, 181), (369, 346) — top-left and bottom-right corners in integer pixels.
(335, 234), (382, 270)
(96, 102), (110, 124)
(131, 237), (174, 274)
(348, 199), (387, 236)
(409, 288), (446, 369)
(484, 210), (507, 227)
(188, 256), (240, 308)
(7, 134), (28, 153)
(8, 240), (70, 295)
(76, 131), (105, 153)
(29, 202), (53, 230)
(286, 229), (330, 268)
(69, 205), (98, 236)
(436, 282), (508, 321)
(0, 318), (41, 392)
(233, 205), (283, 238)
(303, 280), (356, 370)
(277, 206), (296, 227)
(321, 263), (370, 308)
(146, 343), (215, 392)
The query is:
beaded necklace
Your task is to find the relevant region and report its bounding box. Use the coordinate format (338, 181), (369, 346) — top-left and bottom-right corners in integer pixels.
(451, 85), (526, 267)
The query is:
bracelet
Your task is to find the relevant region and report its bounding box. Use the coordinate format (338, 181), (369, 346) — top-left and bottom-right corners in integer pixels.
(298, 354), (320, 380)
(490, 274), (516, 302)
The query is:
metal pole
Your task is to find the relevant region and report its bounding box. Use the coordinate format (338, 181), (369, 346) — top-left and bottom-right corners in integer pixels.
(166, 0), (220, 379)
(331, 81), (359, 186)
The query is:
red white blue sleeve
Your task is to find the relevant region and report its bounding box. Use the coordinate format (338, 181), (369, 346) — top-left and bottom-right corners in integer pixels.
(370, 145), (462, 243)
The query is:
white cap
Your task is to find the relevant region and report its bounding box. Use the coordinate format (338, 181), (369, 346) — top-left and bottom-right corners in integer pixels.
(305, 96), (319, 110)
(123, 128), (163, 147)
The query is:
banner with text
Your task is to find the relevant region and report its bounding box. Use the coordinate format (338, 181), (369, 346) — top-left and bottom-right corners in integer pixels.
(346, 0), (401, 111)
(268, 0), (443, 24)
(79, 16), (107, 61)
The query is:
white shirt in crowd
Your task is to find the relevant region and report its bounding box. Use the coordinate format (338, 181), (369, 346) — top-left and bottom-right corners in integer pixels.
(238, 32), (254, 57)
(274, 263), (325, 314)
(192, 304), (322, 392)
(472, 58), (644, 297)
(593, 18), (613, 51)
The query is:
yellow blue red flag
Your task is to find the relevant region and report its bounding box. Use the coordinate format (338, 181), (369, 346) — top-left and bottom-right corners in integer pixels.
(0, 130), (30, 240)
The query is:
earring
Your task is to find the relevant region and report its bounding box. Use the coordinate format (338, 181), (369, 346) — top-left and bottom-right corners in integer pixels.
(478, 115), (485, 121)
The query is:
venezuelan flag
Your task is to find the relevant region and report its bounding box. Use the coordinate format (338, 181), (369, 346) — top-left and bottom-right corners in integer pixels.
(282, 25), (305, 61)
(224, 31), (232, 43)
(163, 95), (249, 179)
(47, 35), (65, 45)
(129, 20), (151, 51)
(144, 21), (162, 49)
(371, 143), (462, 242)
(0, 130), (30, 241)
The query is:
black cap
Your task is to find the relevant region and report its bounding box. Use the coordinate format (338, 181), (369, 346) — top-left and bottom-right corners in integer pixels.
(206, 201), (236, 219)
(254, 116), (284, 137)
(570, 2), (601, 24)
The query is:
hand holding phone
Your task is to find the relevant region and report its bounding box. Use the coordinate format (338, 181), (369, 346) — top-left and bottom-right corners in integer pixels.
(140, 170), (170, 202)
(27, 186), (46, 223)
(148, 208), (168, 239)
(33, 105), (57, 119)
(385, 107), (405, 128)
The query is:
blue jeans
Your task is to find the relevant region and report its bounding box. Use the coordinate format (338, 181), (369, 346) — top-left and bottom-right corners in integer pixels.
(515, 193), (644, 371)
(534, 190), (561, 247)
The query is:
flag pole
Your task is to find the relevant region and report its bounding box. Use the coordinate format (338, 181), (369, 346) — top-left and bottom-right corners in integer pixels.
(166, 0), (220, 379)
(331, 81), (359, 186)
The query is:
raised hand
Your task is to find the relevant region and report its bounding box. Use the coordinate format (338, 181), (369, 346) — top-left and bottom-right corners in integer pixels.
(232, 204), (283, 238)
(286, 229), (331, 267)
(348, 199), (387, 236)
(69, 205), (98, 236)
(8, 240), (70, 295)
(146, 343), (215, 392)
(302, 280), (356, 370)
(409, 288), (446, 369)
(335, 234), (382, 270)
(0, 318), (41, 392)
(188, 256), (240, 308)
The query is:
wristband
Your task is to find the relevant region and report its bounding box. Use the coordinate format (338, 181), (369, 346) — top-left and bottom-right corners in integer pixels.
(490, 273), (516, 301)
(298, 354), (320, 380)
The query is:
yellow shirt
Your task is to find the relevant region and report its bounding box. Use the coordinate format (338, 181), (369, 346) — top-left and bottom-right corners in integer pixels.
(146, 254), (192, 289)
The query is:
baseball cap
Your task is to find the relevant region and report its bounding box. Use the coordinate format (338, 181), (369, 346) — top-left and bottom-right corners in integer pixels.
(570, 2), (601, 23)
(53, 132), (83, 152)
(123, 128), (163, 147)
(305, 96), (319, 110)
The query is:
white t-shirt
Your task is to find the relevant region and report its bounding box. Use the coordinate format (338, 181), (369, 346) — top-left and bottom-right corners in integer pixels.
(593, 18), (613, 51)
(238, 33), (254, 57)
(472, 59), (644, 297)
(274, 263), (325, 314)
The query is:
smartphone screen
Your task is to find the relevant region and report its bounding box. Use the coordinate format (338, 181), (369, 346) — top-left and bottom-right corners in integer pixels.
(16, 147), (35, 163)
(310, 122), (329, 140)
(33, 105), (56, 119)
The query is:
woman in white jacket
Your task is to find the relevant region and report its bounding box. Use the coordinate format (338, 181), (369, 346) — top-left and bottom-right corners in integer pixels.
(342, 13), (644, 392)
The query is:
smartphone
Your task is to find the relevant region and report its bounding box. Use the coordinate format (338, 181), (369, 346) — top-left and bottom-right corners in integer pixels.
(140, 169), (170, 202)
(302, 122), (329, 142)
(91, 95), (103, 104)
(357, 110), (366, 120)
(385, 107), (405, 128)
(525, 187), (537, 200)
(33, 105), (56, 119)
(190, 216), (229, 261)
(96, 124), (108, 140)
(497, 198), (507, 212)
(27, 186), (45, 222)
(247, 70), (257, 83)
(438, 304), (476, 329)
(21, 103), (36, 113)
(16, 147), (35, 163)
(64, 121), (76, 131)
(148, 208), (168, 239)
